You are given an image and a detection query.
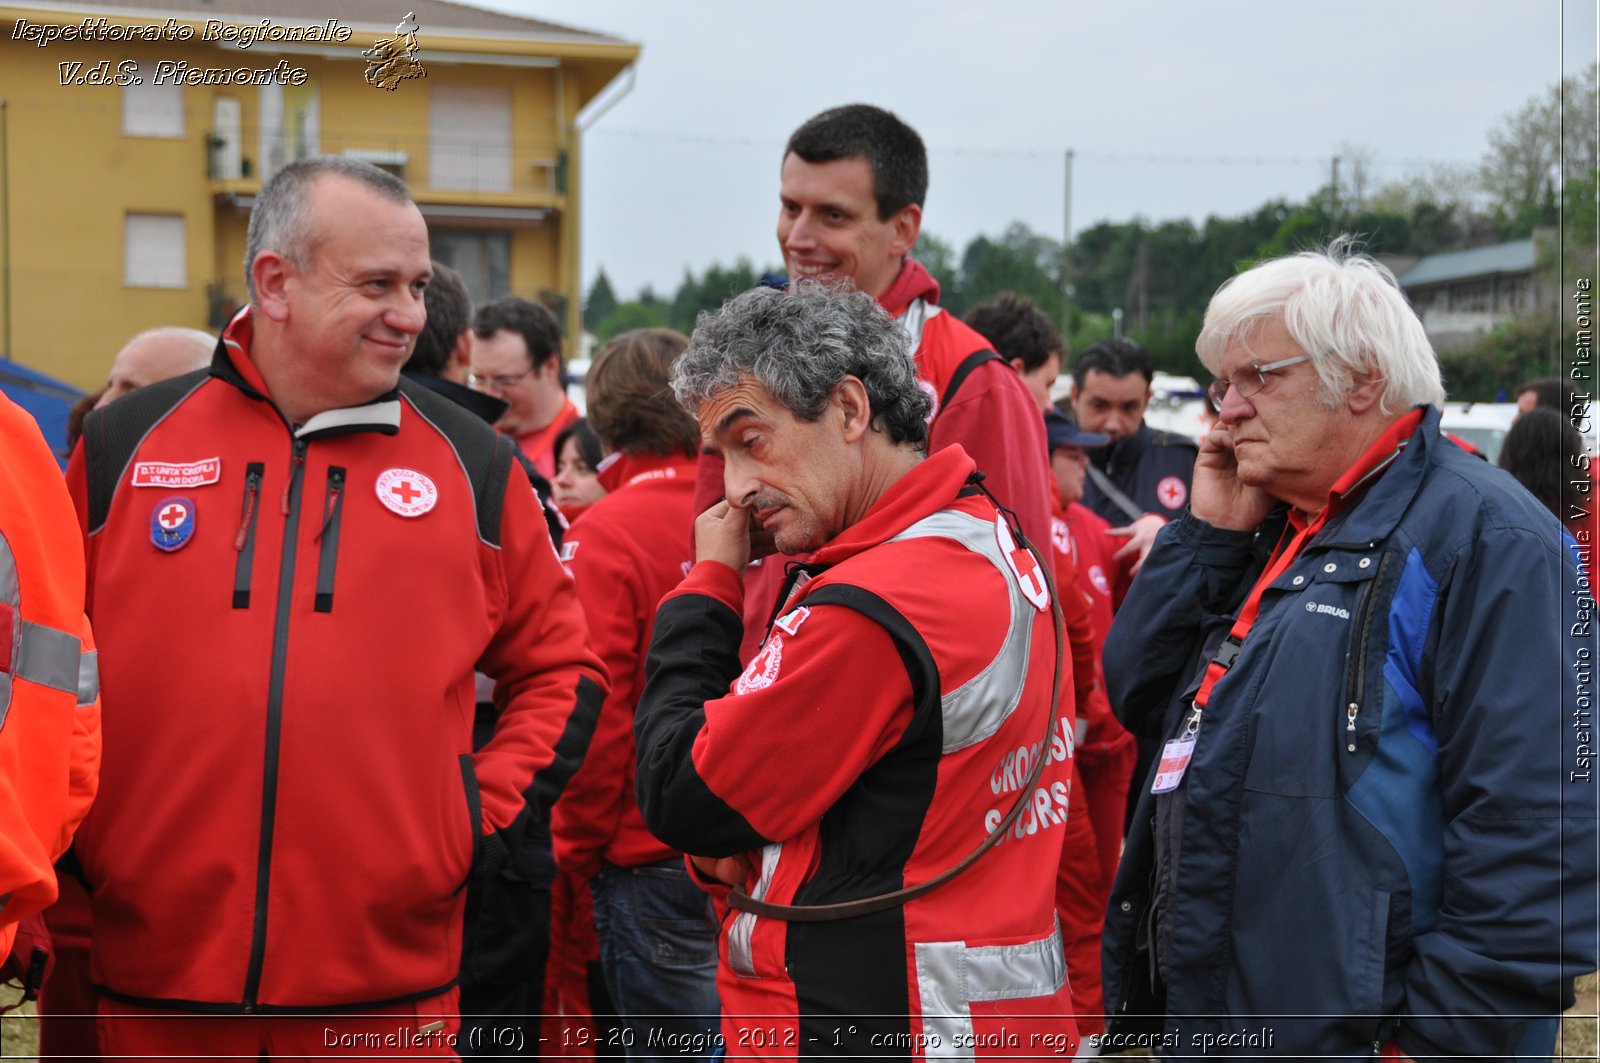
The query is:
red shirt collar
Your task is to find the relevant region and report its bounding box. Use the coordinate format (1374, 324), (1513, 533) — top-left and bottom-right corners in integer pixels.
(810, 446), (975, 565)
(876, 258), (940, 318)
(220, 306), (275, 399)
(595, 450), (698, 494)
(1289, 408), (1425, 532)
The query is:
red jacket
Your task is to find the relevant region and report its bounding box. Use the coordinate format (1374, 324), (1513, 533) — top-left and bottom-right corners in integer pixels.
(1046, 500), (1122, 1036)
(695, 260), (1053, 662)
(1059, 502), (1137, 744)
(0, 392), (100, 961)
(551, 450), (697, 878)
(514, 397), (580, 481)
(66, 312), (607, 1011)
(638, 447), (1075, 1058)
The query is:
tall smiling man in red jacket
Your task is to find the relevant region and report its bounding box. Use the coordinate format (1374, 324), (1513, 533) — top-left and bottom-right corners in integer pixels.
(67, 157), (606, 1061)
(697, 104), (1053, 660)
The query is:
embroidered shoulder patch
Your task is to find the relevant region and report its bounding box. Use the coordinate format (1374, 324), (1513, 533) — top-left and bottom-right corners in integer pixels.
(151, 496), (196, 551)
(773, 606), (811, 637)
(735, 634), (784, 695)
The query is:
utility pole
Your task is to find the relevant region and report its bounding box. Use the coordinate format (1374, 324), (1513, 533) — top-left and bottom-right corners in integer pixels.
(1063, 148), (1074, 249)
(1330, 154), (1341, 216)
(1060, 148), (1074, 330)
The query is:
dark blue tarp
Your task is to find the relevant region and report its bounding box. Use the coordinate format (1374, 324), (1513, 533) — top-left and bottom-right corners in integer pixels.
(0, 358), (85, 469)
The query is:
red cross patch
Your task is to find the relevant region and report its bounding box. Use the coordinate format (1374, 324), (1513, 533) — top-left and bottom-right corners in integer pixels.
(735, 634), (784, 695)
(375, 468), (438, 517)
(158, 502), (188, 529)
(1157, 476), (1188, 511)
(150, 496), (196, 551)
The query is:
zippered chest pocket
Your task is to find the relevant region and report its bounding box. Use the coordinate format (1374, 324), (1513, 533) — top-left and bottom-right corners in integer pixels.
(1237, 549), (1390, 799)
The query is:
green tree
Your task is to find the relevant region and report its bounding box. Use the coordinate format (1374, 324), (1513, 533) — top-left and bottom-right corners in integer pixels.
(1479, 62), (1598, 238)
(912, 231), (960, 303)
(668, 269), (701, 334)
(679, 259), (765, 330)
(582, 269), (619, 333)
(595, 286), (671, 340)
(956, 222), (1065, 321)
(1437, 312), (1561, 402)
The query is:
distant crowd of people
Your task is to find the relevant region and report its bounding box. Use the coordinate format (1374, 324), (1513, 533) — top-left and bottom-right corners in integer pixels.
(1, 102), (1594, 1063)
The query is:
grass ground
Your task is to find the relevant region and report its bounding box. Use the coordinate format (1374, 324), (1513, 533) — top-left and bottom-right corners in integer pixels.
(2, 975), (1596, 1059)
(0, 993), (37, 1061)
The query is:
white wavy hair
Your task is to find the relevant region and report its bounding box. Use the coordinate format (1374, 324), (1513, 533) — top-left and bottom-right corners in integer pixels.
(1196, 237), (1445, 413)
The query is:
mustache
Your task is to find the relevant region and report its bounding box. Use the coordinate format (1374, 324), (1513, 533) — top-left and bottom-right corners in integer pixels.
(742, 489), (791, 512)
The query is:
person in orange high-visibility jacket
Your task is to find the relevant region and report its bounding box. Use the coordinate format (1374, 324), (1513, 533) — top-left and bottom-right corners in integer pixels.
(0, 389), (100, 963)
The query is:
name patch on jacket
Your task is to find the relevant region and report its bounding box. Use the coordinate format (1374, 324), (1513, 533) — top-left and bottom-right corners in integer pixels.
(151, 497), (196, 552)
(132, 457), (221, 488)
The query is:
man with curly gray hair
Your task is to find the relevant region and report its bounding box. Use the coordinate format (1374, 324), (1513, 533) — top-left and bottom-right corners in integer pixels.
(632, 282), (1077, 1056)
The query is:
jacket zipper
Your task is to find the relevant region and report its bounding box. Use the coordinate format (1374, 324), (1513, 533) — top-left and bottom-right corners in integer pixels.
(233, 463), (264, 609)
(1343, 549), (1392, 754)
(458, 755), (482, 893)
(313, 466), (345, 614)
(242, 436), (307, 1010)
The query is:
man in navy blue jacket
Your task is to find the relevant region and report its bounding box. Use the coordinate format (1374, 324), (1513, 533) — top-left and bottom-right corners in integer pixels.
(1102, 240), (1598, 1061)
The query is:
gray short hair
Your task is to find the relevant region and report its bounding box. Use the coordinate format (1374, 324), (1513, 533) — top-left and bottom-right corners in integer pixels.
(244, 156), (413, 302)
(673, 283), (930, 448)
(1195, 236), (1446, 413)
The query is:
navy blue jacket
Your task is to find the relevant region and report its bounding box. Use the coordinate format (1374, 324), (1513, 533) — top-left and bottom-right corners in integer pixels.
(1082, 423), (1197, 524)
(1102, 406), (1599, 1060)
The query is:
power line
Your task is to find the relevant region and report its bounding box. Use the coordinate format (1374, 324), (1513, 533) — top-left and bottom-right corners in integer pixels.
(587, 125), (1473, 170)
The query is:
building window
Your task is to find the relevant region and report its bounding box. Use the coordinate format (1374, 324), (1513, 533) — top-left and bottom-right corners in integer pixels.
(258, 79), (321, 183)
(429, 86), (512, 193)
(125, 214), (187, 288)
(122, 68), (184, 137)
(432, 229), (509, 303)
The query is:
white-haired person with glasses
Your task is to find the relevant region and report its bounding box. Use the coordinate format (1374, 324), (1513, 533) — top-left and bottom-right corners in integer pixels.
(1100, 239), (1597, 1061)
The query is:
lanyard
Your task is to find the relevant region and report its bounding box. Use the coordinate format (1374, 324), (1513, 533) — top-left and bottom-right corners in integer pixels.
(1187, 515), (1321, 724)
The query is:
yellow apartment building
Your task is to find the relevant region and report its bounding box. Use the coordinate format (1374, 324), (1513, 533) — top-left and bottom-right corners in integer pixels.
(0, 0), (638, 389)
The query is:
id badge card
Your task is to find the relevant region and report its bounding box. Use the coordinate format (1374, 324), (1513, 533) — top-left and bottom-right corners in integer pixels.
(1150, 734), (1198, 794)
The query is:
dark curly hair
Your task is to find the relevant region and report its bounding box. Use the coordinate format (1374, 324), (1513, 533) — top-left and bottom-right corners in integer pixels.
(965, 292), (1064, 373)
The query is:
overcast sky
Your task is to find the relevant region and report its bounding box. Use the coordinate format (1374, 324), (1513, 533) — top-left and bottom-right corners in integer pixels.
(475, 0), (1596, 299)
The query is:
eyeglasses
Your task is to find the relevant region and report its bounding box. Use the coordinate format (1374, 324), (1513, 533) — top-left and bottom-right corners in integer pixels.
(468, 369), (532, 392)
(1206, 354), (1311, 406)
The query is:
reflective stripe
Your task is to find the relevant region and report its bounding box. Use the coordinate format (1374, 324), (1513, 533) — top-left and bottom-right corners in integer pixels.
(888, 510), (1036, 752)
(916, 923), (1066, 1059)
(15, 620), (89, 698)
(0, 531), (18, 605)
(0, 530), (98, 726)
(727, 842), (782, 978)
(78, 649), (100, 707)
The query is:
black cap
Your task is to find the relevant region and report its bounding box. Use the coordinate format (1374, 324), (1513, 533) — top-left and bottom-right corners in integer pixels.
(1044, 410), (1110, 453)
